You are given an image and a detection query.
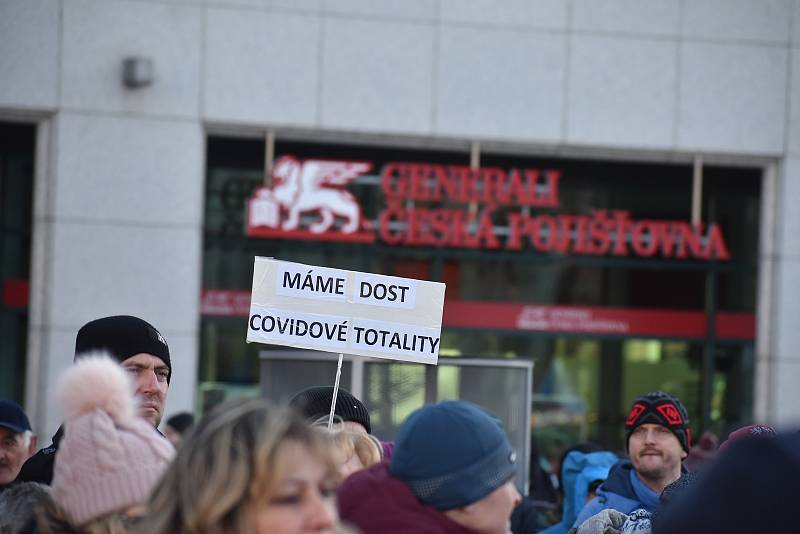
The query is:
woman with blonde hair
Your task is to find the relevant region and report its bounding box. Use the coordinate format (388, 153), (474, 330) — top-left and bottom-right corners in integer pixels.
(325, 428), (383, 479)
(134, 398), (350, 534)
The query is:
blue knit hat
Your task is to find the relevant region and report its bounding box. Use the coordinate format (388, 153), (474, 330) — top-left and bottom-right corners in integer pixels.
(389, 400), (517, 511)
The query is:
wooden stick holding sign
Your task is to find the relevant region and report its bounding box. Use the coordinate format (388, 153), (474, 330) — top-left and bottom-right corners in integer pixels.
(246, 258), (446, 426)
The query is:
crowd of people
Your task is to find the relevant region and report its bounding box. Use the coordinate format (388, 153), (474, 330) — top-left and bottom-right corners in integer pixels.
(1, 314), (799, 533)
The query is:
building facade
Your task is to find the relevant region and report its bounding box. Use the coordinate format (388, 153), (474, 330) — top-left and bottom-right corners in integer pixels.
(1, 1), (798, 450)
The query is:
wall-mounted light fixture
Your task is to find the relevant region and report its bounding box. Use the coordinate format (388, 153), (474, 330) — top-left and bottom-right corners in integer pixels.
(122, 57), (154, 88)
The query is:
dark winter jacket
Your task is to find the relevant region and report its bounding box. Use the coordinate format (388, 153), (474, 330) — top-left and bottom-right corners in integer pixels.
(573, 460), (676, 529)
(510, 496), (544, 534)
(15, 426), (63, 485)
(654, 433), (800, 533)
(338, 462), (482, 534)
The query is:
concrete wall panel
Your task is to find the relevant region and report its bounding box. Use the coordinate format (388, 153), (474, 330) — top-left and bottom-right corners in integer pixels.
(567, 35), (676, 148)
(683, 0), (791, 43)
(52, 113), (204, 225)
(678, 42), (787, 154)
(62, 0), (202, 118)
(205, 8), (320, 125)
(320, 18), (434, 133)
(0, 0), (59, 109)
(47, 221), (201, 335)
(436, 26), (565, 141)
(439, 0), (567, 30)
(572, 0), (679, 37)
(323, 0), (435, 21)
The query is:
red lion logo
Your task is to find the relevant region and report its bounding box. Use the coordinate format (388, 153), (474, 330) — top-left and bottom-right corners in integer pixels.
(249, 155), (372, 234)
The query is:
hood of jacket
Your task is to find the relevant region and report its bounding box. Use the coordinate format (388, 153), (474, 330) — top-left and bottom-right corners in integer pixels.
(596, 460), (639, 503)
(541, 450), (618, 534)
(565, 451), (618, 526)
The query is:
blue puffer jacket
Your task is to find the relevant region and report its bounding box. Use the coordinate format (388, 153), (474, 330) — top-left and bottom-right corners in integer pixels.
(539, 450), (618, 534)
(571, 460), (664, 529)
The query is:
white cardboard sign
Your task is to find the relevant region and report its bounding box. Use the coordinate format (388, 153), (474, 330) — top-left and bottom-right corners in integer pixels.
(246, 258), (446, 364)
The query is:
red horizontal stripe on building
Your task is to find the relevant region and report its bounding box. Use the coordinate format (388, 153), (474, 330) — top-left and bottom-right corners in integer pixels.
(200, 289), (755, 341)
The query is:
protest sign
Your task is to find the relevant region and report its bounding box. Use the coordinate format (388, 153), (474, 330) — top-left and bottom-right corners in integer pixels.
(246, 257), (446, 365)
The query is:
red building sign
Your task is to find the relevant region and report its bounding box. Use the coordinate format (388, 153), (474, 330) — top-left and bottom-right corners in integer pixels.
(247, 156), (731, 261)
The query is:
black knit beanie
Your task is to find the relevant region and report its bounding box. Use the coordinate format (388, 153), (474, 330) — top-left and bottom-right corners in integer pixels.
(289, 386), (371, 433)
(74, 315), (171, 383)
(625, 391), (691, 453)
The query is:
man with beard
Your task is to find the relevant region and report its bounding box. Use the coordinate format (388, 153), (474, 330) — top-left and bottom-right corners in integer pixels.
(572, 391), (690, 529)
(16, 315), (172, 484)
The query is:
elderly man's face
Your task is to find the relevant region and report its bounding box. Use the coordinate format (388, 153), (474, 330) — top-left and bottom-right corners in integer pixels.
(121, 353), (169, 427)
(0, 427), (36, 485)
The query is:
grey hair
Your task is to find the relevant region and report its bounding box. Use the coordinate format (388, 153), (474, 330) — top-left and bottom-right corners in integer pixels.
(20, 430), (33, 449)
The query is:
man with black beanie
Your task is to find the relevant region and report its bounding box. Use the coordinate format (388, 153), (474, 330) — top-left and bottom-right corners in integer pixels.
(290, 386), (372, 433)
(572, 391), (690, 529)
(289, 385), (397, 459)
(16, 315), (172, 485)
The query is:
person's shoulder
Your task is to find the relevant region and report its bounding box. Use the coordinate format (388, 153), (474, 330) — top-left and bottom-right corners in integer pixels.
(606, 458), (633, 475)
(572, 481), (643, 530)
(15, 437), (60, 485)
(338, 462), (470, 534)
(510, 495), (541, 534)
(653, 433), (800, 532)
(572, 496), (604, 529)
(597, 460), (637, 498)
(17, 452), (52, 482)
(337, 462), (395, 509)
(596, 487), (641, 512)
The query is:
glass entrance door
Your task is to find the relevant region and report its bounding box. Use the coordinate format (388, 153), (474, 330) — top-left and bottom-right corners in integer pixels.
(0, 122), (35, 402)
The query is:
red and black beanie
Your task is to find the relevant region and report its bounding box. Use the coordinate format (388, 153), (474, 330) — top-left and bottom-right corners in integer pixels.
(625, 391), (691, 453)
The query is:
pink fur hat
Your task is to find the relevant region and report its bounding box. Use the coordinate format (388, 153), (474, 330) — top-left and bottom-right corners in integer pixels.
(51, 353), (174, 525)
